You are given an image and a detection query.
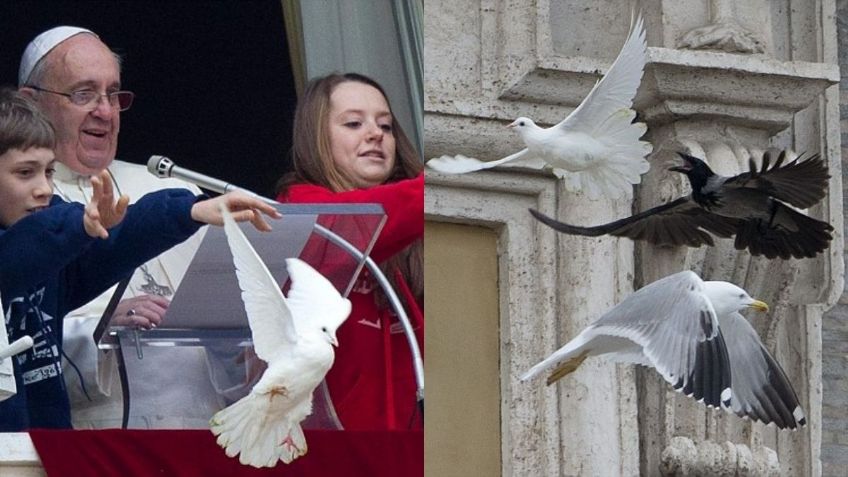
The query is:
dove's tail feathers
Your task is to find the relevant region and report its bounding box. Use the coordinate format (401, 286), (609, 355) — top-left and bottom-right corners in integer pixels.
(594, 109), (652, 157)
(520, 328), (595, 382)
(593, 109), (652, 172)
(280, 422), (308, 464)
(559, 163), (643, 199)
(561, 108), (651, 198)
(211, 395), (303, 468)
(427, 149), (536, 174)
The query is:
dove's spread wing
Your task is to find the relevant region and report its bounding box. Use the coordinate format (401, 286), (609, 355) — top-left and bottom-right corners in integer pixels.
(221, 205), (296, 362)
(555, 13), (646, 135)
(717, 312), (806, 429)
(530, 198), (740, 248)
(427, 149), (545, 173)
(284, 258), (351, 329)
(589, 271), (732, 407)
(724, 151), (829, 209)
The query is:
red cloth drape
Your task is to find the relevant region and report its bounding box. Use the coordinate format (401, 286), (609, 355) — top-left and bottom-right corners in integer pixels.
(29, 429), (422, 477)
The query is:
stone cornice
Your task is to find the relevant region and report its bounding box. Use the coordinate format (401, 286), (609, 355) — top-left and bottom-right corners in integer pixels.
(497, 47), (838, 134)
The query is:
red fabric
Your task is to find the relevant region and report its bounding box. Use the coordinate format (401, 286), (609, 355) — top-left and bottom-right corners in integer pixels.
(280, 174), (423, 263)
(277, 175), (424, 431)
(30, 429), (422, 477)
(394, 268), (424, 331)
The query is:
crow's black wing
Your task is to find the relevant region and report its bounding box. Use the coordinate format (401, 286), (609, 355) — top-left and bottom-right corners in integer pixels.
(733, 202), (834, 259)
(529, 197), (739, 248)
(724, 151), (829, 208)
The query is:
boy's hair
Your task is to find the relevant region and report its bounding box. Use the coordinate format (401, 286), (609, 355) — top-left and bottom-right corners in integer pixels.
(0, 87), (55, 157)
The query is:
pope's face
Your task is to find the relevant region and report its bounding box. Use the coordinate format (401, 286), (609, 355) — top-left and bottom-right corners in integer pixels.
(28, 34), (121, 175)
(327, 81), (397, 189)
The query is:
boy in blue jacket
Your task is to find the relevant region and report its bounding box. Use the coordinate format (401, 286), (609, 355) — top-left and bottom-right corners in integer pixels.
(0, 88), (279, 430)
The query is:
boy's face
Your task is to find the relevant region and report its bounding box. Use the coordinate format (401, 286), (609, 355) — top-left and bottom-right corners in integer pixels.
(0, 147), (56, 227)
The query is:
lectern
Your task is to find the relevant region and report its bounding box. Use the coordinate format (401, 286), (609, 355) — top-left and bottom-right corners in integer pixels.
(94, 203), (389, 428)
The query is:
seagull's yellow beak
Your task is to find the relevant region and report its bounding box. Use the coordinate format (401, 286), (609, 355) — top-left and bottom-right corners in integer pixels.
(748, 299), (769, 312)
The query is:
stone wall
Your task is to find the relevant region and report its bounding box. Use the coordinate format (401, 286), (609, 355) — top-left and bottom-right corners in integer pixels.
(821, 1), (848, 475)
(424, 1), (842, 475)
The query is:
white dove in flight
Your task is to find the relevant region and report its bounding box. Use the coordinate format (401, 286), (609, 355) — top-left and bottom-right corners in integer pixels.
(210, 204), (351, 467)
(427, 13), (652, 199)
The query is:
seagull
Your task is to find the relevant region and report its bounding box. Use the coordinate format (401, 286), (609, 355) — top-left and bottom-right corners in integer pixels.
(210, 205), (351, 467)
(427, 12), (652, 199)
(521, 271), (806, 429)
(530, 150), (833, 259)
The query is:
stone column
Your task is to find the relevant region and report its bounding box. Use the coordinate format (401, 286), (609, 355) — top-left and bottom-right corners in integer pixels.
(633, 1), (841, 475)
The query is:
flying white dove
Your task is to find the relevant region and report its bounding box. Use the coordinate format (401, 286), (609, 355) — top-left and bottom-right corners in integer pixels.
(427, 12), (652, 199)
(521, 271), (806, 429)
(210, 204), (352, 467)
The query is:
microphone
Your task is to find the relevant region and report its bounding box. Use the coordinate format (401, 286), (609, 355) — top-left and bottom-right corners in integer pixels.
(147, 155), (267, 201)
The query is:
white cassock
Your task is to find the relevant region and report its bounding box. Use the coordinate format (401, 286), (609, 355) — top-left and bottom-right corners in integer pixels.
(55, 160), (240, 429)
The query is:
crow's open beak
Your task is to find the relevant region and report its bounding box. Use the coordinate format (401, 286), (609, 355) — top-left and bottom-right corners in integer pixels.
(669, 152), (694, 173)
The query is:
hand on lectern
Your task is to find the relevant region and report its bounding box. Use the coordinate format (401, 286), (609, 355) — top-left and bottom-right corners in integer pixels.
(109, 295), (170, 329)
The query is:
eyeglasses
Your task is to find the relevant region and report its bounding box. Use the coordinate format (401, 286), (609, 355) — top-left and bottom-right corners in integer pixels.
(26, 85), (135, 112)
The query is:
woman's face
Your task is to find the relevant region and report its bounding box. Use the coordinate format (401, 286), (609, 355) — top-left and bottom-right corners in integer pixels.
(327, 81), (396, 189)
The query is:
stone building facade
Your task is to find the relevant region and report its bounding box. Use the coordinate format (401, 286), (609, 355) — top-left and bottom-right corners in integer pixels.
(822, 1), (848, 476)
(425, 1), (843, 475)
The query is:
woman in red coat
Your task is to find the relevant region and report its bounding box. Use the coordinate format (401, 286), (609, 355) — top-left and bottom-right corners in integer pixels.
(276, 73), (423, 430)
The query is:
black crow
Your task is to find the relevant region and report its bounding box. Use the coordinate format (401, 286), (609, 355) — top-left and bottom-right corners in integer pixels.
(529, 151), (833, 259)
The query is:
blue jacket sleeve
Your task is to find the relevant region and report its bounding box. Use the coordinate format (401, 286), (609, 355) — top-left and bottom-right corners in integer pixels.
(62, 188), (204, 311)
(0, 197), (94, 292)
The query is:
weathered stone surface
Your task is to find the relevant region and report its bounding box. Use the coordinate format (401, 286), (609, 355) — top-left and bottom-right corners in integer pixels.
(425, 1), (842, 475)
(822, 2), (848, 476)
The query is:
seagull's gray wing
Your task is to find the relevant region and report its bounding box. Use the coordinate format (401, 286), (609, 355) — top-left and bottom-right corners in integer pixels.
(717, 312), (806, 429)
(724, 151), (829, 209)
(591, 271), (732, 408)
(530, 197), (740, 248)
(554, 13), (646, 134)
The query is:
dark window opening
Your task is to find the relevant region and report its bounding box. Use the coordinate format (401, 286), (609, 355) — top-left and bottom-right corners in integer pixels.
(0, 0), (297, 197)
